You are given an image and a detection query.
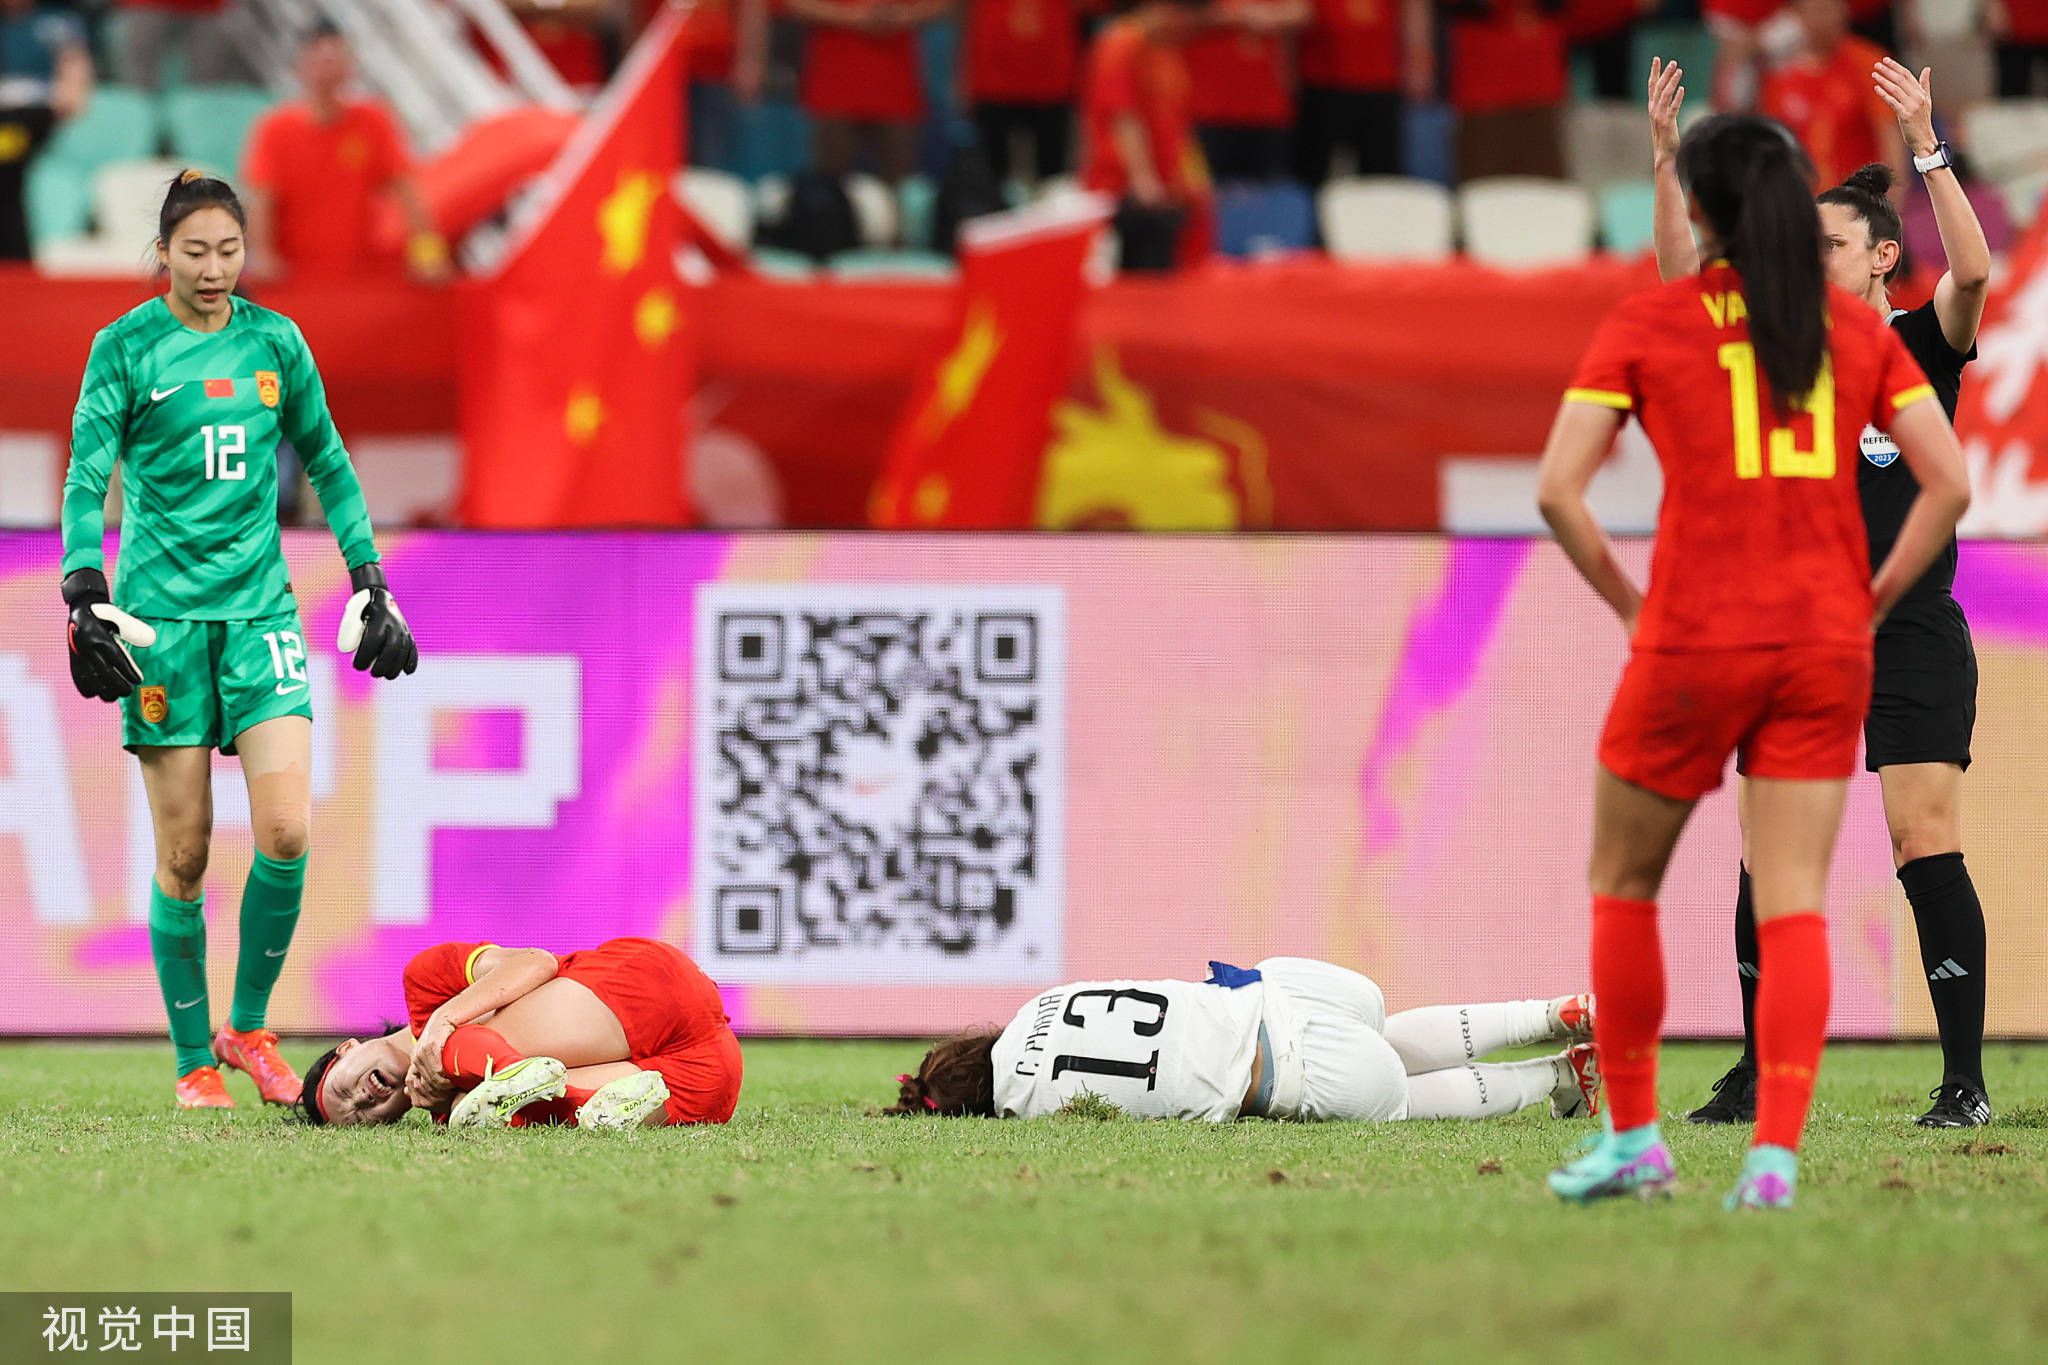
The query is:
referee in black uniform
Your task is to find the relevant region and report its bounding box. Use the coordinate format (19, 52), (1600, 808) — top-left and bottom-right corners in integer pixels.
(1647, 56), (1995, 1128)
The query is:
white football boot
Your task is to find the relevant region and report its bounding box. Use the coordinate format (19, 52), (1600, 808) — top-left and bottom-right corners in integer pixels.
(448, 1056), (569, 1128)
(576, 1070), (671, 1130)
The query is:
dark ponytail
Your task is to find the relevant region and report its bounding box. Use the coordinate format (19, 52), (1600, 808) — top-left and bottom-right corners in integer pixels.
(157, 168), (246, 247)
(1677, 115), (1826, 415)
(880, 1030), (999, 1117)
(1818, 162), (1904, 282)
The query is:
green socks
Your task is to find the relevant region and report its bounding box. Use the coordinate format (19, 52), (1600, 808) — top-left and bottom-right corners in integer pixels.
(148, 885), (213, 1078)
(228, 850), (306, 1033)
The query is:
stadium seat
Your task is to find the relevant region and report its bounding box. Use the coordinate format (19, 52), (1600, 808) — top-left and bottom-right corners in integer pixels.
(95, 158), (200, 251)
(1458, 177), (1595, 268)
(41, 86), (160, 174)
(32, 236), (151, 277)
(845, 173), (900, 246)
(1565, 103), (1649, 193)
(898, 174), (937, 250)
(162, 85), (274, 178)
(828, 249), (956, 279)
(25, 156), (93, 247)
(1035, 174), (1084, 206)
(749, 246), (817, 278)
(753, 175), (790, 227)
(678, 168), (753, 251)
(1215, 182), (1315, 258)
(1319, 176), (1454, 262)
(1966, 100), (2048, 223)
(1599, 180), (1658, 256)
(1630, 23), (1717, 102)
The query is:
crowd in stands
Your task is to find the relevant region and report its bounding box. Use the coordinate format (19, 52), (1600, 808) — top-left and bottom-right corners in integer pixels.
(0, 0), (2042, 277)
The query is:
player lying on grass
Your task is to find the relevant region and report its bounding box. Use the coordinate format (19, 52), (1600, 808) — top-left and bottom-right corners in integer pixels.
(885, 958), (1600, 1123)
(299, 937), (742, 1129)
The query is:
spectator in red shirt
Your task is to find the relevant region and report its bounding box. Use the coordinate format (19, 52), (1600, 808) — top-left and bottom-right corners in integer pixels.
(1987, 0), (2048, 96)
(1081, 0), (1213, 272)
(241, 24), (448, 281)
(1295, 0), (1431, 185)
(1759, 0), (1903, 189)
(1183, 0), (1309, 183)
(965, 0), (1085, 186)
(789, 0), (947, 185)
(113, 0), (253, 91)
(1446, 0), (1568, 182)
(1567, 0), (1658, 101)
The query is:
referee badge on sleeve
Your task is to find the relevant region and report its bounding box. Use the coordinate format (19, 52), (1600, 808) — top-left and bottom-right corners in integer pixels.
(139, 686), (168, 725)
(256, 371), (280, 408)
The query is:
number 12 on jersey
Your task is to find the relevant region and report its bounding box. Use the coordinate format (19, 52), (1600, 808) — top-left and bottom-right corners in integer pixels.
(202, 425), (247, 481)
(1717, 344), (1835, 480)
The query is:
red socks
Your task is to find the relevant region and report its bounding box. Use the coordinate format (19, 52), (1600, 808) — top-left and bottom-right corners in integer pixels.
(1591, 895), (1665, 1131)
(434, 1025), (594, 1126)
(438, 1025), (524, 1085)
(1754, 912), (1830, 1152)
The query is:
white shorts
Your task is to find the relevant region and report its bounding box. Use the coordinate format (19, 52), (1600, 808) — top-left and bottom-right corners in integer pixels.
(1255, 957), (1408, 1123)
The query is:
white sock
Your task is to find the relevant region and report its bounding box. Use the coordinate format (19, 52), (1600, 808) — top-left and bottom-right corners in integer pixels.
(1402, 1058), (1559, 1121)
(1382, 1001), (1554, 1074)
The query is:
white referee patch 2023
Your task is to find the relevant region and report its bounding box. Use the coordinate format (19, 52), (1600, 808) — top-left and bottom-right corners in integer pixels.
(1860, 423), (1902, 469)
(693, 585), (1065, 984)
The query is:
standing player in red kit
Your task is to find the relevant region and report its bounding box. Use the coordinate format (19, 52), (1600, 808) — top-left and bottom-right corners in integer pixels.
(1535, 115), (1971, 1210)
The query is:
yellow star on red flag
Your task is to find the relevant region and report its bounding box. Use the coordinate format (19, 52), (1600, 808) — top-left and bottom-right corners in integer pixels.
(635, 287), (679, 349)
(598, 170), (664, 275)
(564, 386), (607, 446)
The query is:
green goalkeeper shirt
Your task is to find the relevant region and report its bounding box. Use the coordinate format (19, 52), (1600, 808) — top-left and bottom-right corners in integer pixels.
(61, 295), (379, 621)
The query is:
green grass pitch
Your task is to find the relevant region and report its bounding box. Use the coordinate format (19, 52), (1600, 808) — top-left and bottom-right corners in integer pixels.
(3, 1040), (2045, 1363)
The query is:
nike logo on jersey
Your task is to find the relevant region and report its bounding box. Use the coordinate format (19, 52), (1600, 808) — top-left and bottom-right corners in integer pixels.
(173, 995), (204, 1010)
(150, 385), (186, 402)
(274, 683), (304, 697)
(264, 948), (288, 958)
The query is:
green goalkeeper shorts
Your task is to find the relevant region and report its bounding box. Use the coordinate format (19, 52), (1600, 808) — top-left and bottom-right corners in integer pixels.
(120, 610), (316, 755)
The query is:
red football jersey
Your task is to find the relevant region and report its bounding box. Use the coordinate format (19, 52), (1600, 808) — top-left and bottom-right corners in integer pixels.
(403, 939), (731, 1058)
(1565, 262), (1934, 653)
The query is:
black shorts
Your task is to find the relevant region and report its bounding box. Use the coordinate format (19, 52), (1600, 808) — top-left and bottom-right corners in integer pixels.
(1866, 597), (1977, 772)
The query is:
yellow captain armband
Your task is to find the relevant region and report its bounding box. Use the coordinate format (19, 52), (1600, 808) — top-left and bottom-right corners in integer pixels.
(1564, 388), (1633, 411)
(464, 944), (499, 984)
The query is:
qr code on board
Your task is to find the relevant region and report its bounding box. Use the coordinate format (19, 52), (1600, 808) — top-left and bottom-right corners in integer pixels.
(693, 586), (1064, 983)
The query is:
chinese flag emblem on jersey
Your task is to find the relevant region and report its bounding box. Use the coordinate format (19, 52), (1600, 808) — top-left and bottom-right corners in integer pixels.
(870, 197), (1110, 528)
(458, 3), (694, 526)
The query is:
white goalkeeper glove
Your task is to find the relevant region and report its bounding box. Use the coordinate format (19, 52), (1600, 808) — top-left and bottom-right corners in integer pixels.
(337, 562), (419, 680)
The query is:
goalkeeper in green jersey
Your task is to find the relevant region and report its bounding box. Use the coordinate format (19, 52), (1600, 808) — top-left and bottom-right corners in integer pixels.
(62, 170), (419, 1111)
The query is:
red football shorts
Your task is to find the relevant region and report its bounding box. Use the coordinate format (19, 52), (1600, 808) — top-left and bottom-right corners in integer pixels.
(1598, 644), (1873, 801)
(560, 938), (743, 1125)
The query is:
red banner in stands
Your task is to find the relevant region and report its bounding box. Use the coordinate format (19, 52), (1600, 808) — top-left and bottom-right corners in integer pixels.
(9, 257), (2046, 533)
(703, 258), (1660, 530)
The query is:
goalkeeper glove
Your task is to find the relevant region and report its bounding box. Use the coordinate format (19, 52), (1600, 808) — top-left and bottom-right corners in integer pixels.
(337, 563), (418, 680)
(62, 568), (156, 702)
